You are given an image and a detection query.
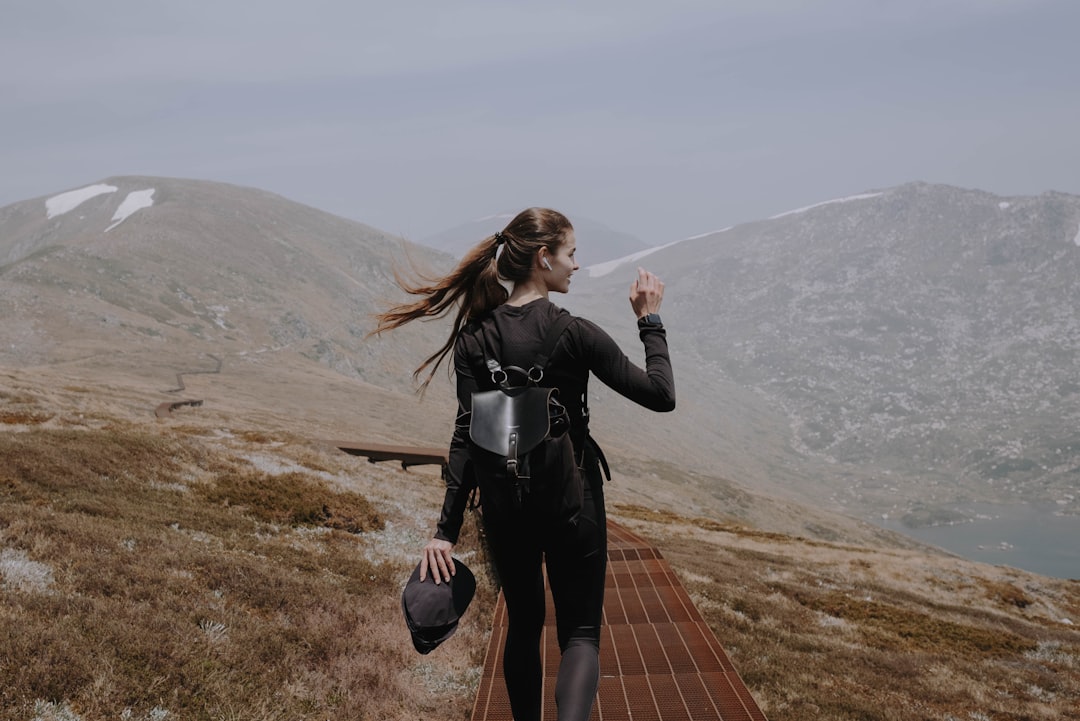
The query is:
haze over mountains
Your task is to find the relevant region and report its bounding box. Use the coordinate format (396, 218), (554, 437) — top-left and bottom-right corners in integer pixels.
(3, 176), (1078, 533)
(420, 212), (650, 264)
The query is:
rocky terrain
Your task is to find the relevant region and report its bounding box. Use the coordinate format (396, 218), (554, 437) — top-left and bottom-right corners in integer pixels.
(570, 183), (1080, 523)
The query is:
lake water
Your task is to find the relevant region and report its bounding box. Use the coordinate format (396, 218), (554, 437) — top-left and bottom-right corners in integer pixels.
(877, 502), (1080, 580)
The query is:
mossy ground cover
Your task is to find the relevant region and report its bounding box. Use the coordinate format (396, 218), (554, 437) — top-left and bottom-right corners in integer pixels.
(3, 405), (1077, 721)
(0, 424), (486, 721)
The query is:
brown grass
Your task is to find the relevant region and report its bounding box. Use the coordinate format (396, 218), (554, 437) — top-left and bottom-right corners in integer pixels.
(979, 578), (1035, 609)
(0, 387), (52, 425)
(235, 429), (279, 444)
(0, 409), (54, 425)
(197, 468), (382, 532)
(0, 424), (491, 721)
(3, 399), (1078, 721)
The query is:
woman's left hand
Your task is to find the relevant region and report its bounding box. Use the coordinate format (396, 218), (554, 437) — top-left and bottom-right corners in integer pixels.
(630, 267), (664, 318)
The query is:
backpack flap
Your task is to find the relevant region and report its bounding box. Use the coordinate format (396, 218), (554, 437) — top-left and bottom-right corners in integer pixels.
(469, 386), (555, 475)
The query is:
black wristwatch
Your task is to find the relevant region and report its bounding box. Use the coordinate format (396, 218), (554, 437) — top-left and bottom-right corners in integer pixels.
(638, 313), (663, 327)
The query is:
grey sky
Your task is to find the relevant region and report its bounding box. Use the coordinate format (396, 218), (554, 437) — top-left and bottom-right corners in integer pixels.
(2, 0), (1078, 245)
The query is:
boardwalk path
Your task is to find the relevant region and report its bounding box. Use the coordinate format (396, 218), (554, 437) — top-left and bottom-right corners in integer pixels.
(471, 520), (768, 721)
(329, 443), (767, 720)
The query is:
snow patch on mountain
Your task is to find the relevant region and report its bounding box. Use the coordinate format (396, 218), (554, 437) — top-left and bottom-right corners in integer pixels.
(587, 243), (663, 278)
(686, 226), (733, 241)
(1074, 223), (1080, 247)
(45, 184), (118, 219)
(587, 226), (734, 278)
(474, 212), (515, 222)
(769, 192), (884, 220)
(584, 240), (679, 278)
(105, 189), (155, 232)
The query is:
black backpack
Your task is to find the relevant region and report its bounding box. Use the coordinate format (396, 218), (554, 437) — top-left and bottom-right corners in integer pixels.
(466, 312), (582, 526)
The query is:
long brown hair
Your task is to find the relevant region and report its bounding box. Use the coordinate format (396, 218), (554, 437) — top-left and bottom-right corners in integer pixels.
(370, 207), (573, 391)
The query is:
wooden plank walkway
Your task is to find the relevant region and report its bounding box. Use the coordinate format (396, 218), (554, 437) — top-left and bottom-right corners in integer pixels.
(471, 520), (768, 721)
(326, 442), (766, 719)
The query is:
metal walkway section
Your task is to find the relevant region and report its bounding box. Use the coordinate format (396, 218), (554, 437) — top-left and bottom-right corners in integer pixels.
(471, 520), (768, 721)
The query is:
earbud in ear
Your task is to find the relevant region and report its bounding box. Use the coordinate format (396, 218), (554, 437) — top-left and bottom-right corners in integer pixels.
(542, 258), (553, 270)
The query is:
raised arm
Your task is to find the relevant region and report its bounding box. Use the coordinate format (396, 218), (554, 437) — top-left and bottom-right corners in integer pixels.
(577, 267), (675, 411)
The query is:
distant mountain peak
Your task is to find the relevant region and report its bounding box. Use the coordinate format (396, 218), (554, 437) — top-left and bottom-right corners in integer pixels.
(0, 175), (445, 396)
(768, 191), (886, 220)
(572, 181), (1080, 519)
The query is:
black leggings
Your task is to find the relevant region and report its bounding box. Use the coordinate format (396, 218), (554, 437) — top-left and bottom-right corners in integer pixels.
(482, 466), (607, 721)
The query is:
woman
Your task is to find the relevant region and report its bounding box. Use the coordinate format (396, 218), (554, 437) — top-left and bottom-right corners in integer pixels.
(373, 207), (675, 721)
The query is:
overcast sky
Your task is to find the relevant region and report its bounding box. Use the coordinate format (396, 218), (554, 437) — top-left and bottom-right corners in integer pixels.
(3, 0), (1078, 245)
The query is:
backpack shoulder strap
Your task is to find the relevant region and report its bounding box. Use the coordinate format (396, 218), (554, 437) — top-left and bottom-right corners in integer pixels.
(472, 310), (574, 384)
(531, 311), (574, 373)
(467, 320), (502, 379)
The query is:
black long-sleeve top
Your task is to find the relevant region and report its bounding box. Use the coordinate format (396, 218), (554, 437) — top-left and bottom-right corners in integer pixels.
(435, 297), (675, 543)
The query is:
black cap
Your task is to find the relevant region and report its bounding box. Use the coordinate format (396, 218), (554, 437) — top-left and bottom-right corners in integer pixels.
(401, 558), (476, 654)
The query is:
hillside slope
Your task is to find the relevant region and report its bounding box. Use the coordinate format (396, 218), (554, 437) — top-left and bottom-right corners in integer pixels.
(571, 183), (1080, 519)
(1, 372), (1077, 721)
(5, 177), (1080, 533)
(0, 175), (463, 446)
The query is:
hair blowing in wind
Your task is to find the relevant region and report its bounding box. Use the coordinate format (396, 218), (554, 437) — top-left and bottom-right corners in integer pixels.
(369, 208), (573, 391)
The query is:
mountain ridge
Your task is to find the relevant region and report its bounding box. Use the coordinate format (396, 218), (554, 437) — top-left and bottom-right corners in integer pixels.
(4, 176), (1079, 532)
(570, 181), (1080, 519)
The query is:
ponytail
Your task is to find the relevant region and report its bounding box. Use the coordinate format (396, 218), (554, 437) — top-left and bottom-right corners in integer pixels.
(370, 208), (572, 392)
